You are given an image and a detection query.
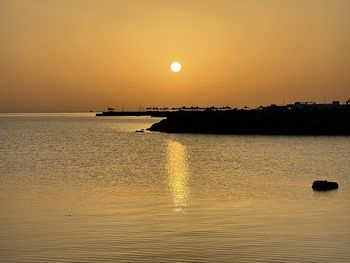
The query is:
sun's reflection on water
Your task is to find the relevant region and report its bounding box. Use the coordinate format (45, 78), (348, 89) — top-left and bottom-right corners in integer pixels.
(166, 140), (189, 212)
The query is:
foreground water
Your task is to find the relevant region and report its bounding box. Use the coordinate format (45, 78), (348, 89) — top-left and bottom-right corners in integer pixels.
(0, 113), (349, 263)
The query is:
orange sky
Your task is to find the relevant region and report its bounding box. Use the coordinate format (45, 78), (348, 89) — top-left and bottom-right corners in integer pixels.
(1, 0), (349, 112)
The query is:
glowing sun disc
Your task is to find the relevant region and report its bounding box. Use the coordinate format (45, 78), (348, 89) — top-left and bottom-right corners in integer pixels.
(170, 61), (182, 73)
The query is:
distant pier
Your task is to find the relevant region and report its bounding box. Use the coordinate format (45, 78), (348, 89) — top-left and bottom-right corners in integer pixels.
(96, 110), (172, 117)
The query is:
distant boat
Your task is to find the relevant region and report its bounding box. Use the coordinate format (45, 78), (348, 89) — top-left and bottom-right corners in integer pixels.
(135, 129), (145, 133)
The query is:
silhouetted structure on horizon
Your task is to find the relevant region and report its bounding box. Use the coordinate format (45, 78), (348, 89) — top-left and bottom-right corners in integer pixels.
(148, 100), (350, 135)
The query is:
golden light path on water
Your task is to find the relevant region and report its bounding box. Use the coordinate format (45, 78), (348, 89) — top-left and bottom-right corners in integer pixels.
(166, 140), (189, 212)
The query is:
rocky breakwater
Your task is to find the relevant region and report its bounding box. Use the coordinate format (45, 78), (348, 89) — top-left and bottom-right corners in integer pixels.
(148, 107), (350, 135)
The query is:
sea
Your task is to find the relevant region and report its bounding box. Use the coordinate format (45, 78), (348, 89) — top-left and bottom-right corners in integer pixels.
(0, 113), (349, 263)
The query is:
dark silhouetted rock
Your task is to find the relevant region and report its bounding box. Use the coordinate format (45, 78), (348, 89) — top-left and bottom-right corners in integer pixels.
(312, 180), (339, 191)
(148, 107), (350, 135)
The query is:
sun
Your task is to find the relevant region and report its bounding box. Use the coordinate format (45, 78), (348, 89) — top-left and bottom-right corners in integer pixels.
(170, 61), (182, 73)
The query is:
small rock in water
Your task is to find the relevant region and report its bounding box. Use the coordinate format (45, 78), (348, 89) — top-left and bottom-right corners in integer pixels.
(312, 180), (339, 191)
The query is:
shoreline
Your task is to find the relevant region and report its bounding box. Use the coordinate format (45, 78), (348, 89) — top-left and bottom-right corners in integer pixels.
(148, 107), (350, 136)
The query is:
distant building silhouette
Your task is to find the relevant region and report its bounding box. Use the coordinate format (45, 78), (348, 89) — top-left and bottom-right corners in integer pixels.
(286, 101), (342, 110)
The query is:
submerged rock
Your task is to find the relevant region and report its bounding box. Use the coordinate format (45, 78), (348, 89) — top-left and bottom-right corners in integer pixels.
(312, 180), (339, 191)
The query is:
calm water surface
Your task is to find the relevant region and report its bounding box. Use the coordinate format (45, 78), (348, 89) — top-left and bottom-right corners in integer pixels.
(0, 113), (349, 262)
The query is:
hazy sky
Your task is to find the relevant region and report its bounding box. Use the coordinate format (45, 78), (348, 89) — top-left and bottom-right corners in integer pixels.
(1, 0), (350, 112)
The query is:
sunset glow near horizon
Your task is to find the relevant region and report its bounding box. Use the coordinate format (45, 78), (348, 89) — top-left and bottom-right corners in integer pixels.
(1, 0), (350, 112)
